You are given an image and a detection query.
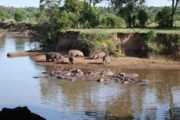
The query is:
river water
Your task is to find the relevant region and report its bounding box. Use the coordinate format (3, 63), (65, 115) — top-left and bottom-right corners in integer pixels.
(0, 36), (180, 120)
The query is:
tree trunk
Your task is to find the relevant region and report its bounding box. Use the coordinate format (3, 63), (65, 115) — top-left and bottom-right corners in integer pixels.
(170, 0), (179, 27)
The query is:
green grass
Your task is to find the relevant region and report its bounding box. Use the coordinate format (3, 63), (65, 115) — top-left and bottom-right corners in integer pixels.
(67, 27), (180, 34)
(67, 20), (180, 34)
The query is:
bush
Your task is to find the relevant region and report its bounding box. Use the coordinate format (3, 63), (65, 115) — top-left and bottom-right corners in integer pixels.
(76, 33), (109, 55)
(14, 10), (25, 22)
(145, 31), (180, 60)
(0, 8), (5, 23)
(145, 30), (159, 55)
(76, 32), (122, 57)
(155, 7), (171, 28)
(101, 14), (124, 28)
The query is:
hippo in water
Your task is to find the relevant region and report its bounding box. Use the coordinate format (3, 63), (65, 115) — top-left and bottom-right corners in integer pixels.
(68, 49), (84, 57)
(103, 55), (111, 65)
(93, 51), (106, 59)
(45, 52), (64, 62)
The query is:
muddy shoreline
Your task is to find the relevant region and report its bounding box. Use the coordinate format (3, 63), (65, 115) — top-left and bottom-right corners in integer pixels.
(2, 30), (180, 70)
(27, 51), (180, 70)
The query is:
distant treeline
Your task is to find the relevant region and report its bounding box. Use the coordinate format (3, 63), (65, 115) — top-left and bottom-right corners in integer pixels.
(0, 5), (180, 28)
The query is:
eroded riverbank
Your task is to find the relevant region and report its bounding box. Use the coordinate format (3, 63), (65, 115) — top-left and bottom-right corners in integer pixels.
(7, 51), (180, 70)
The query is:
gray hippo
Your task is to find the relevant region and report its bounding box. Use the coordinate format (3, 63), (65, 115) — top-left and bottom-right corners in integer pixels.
(93, 51), (106, 59)
(68, 49), (84, 57)
(45, 52), (64, 62)
(103, 55), (111, 65)
(68, 53), (74, 64)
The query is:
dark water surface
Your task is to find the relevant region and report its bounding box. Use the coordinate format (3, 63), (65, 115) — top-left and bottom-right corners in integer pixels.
(0, 37), (180, 120)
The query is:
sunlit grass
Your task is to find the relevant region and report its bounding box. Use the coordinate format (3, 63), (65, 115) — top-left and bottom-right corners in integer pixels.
(67, 20), (180, 34)
(68, 27), (180, 34)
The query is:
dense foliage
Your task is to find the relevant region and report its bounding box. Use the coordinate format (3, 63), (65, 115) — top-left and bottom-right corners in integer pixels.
(0, 4), (179, 28)
(14, 10), (25, 22)
(145, 30), (180, 59)
(76, 32), (121, 57)
(0, 1), (179, 57)
(155, 7), (172, 28)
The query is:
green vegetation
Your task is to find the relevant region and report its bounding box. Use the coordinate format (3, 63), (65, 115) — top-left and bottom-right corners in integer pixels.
(0, 1), (180, 28)
(145, 30), (180, 59)
(14, 10), (25, 22)
(0, 0), (179, 59)
(155, 7), (172, 28)
(68, 28), (180, 34)
(0, 8), (5, 22)
(137, 9), (148, 27)
(76, 32), (121, 57)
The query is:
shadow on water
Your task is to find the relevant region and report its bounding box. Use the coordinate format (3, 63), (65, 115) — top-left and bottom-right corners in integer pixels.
(0, 36), (180, 120)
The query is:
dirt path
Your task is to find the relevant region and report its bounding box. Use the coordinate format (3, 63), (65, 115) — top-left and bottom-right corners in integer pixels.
(30, 52), (180, 70)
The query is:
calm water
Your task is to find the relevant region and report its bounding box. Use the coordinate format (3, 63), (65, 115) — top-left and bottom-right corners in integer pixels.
(0, 36), (180, 120)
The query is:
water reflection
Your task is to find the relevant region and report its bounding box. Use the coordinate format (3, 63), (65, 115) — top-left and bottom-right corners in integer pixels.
(39, 65), (180, 119)
(0, 36), (180, 120)
(14, 38), (28, 51)
(0, 37), (5, 52)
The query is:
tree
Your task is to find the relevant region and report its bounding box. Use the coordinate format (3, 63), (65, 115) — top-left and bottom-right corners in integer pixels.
(56, 11), (74, 29)
(39, 0), (62, 9)
(84, 0), (103, 6)
(137, 9), (148, 27)
(102, 14), (124, 28)
(155, 7), (171, 28)
(117, 1), (135, 27)
(170, 0), (180, 27)
(80, 3), (100, 28)
(63, 0), (84, 28)
(14, 10), (25, 22)
(0, 8), (5, 23)
(109, 0), (146, 28)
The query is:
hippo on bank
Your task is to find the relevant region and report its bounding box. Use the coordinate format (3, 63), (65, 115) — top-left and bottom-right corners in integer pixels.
(93, 51), (106, 59)
(69, 53), (74, 64)
(45, 52), (64, 62)
(68, 49), (84, 57)
(103, 55), (111, 65)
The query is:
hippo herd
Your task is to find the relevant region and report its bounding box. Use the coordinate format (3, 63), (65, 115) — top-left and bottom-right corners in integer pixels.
(45, 50), (110, 65)
(42, 50), (159, 85)
(34, 67), (159, 85)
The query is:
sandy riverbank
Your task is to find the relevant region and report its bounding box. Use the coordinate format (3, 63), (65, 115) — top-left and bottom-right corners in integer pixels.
(27, 52), (180, 70)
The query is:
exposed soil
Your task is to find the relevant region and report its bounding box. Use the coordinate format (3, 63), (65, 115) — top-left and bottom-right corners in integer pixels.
(30, 52), (180, 70)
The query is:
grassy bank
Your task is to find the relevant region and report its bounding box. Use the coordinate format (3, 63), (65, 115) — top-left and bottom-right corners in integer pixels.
(67, 27), (180, 34)
(58, 30), (180, 60)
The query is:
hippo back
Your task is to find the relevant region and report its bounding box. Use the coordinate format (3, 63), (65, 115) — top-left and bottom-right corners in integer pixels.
(46, 52), (64, 61)
(103, 55), (111, 65)
(93, 51), (106, 59)
(68, 49), (84, 57)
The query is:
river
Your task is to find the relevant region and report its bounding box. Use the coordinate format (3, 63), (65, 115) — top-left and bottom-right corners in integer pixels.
(0, 36), (180, 120)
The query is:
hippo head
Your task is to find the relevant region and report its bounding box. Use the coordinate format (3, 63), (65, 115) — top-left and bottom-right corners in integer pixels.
(93, 54), (98, 59)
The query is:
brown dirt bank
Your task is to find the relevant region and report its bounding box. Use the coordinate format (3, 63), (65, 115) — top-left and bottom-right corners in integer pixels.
(29, 52), (180, 70)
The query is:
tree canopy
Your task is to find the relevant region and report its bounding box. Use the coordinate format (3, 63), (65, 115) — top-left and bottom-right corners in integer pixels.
(0, 0), (179, 29)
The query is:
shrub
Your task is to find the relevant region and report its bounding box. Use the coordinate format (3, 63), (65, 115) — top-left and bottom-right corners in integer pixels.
(145, 32), (164, 56)
(145, 31), (180, 60)
(155, 7), (171, 28)
(76, 32), (122, 57)
(14, 10), (25, 22)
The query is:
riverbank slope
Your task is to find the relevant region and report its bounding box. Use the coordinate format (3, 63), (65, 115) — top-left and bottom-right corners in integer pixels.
(29, 52), (180, 69)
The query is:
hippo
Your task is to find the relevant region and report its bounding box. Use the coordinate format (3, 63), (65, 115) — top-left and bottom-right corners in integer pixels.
(68, 49), (84, 57)
(45, 52), (64, 62)
(103, 55), (111, 65)
(68, 53), (74, 64)
(93, 51), (106, 59)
